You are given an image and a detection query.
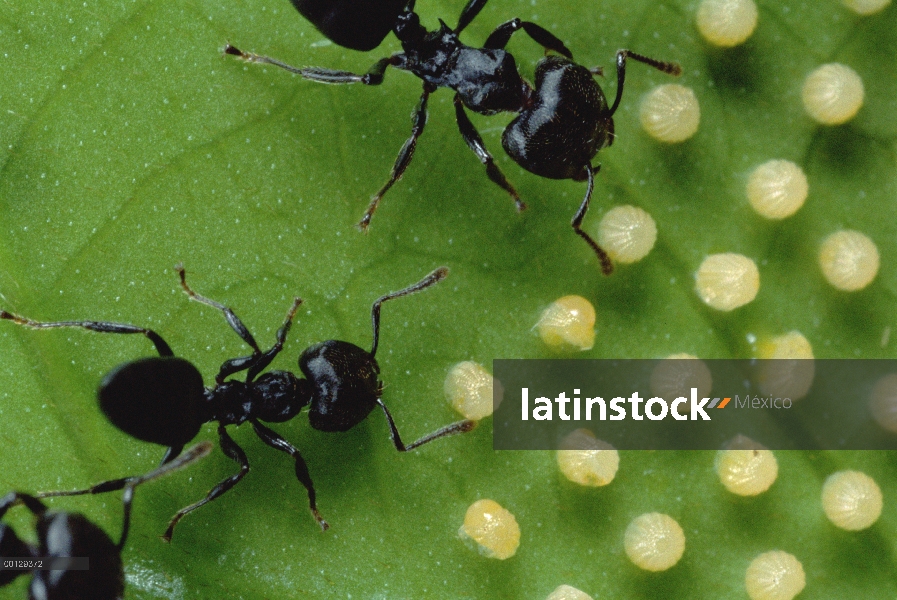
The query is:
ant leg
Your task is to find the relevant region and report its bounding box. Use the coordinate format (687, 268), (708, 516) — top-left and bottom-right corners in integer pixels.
(177, 265), (303, 383)
(176, 264), (261, 352)
(375, 398), (476, 451)
(0, 492), (47, 519)
(484, 19), (573, 58)
(117, 441), (212, 549)
(159, 444), (184, 465)
(0, 311), (173, 357)
(359, 83), (434, 230)
(175, 264), (265, 383)
(607, 49), (682, 116)
(163, 426), (249, 542)
(452, 95), (525, 213)
(455, 0), (489, 34)
(0, 493), (47, 578)
(369, 267), (448, 357)
(244, 297), (303, 383)
(250, 420), (329, 531)
(0, 494), (36, 584)
(35, 441), (202, 512)
(37, 477), (132, 500)
(571, 164), (613, 275)
(36, 441), (182, 502)
(225, 44), (400, 85)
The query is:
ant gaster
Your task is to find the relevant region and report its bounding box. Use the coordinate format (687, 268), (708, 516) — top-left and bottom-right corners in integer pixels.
(0, 266), (473, 541)
(0, 442), (210, 600)
(225, 0), (681, 273)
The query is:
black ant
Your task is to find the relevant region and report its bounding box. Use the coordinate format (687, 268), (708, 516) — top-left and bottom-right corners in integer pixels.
(0, 266), (474, 541)
(0, 442), (211, 600)
(225, 0), (681, 273)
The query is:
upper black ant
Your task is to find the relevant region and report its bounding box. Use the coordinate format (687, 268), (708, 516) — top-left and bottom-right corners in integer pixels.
(0, 442), (211, 600)
(0, 266), (474, 541)
(225, 0), (681, 273)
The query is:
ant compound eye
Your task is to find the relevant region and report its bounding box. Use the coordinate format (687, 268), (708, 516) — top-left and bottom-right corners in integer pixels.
(696, 0), (759, 47)
(459, 499), (520, 560)
(640, 84), (701, 143)
(746, 160), (809, 220)
(536, 295), (596, 351)
(818, 230), (879, 291)
(695, 253), (760, 311)
(623, 512), (686, 572)
(802, 63), (864, 125)
(745, 551), (806, 600)
(821, 470), (883, 531)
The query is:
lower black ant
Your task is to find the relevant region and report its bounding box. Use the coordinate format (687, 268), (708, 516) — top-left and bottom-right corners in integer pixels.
(225, 0), (681, 273)
(0, 266), (474, 541)
(0, 442), (211, 600)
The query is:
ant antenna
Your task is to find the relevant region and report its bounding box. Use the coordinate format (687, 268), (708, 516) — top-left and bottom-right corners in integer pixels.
(370, 267), (448, 357)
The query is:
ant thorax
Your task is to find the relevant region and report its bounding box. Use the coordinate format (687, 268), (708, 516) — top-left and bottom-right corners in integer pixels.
(208, 371), (310, 426)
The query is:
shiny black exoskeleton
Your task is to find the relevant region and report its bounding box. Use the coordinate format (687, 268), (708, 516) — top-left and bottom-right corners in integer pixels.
(0, 443), (210, 600)
(0, 266), (472, 541)
(225, 0), (681, 273)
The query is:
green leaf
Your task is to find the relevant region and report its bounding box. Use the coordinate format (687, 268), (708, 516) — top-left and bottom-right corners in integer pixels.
(1, 0), (895, 598)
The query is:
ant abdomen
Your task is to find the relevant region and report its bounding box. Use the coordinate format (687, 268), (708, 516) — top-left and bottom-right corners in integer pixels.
(99, 357), (205, 447)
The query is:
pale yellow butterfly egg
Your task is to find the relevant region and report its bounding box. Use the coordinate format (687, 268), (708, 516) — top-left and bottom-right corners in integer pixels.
(696, 0), (759, 47)
(557, 428), (619, 487)
(755, 331), (815, 400)
(444, 361), (500, 420)
(821, 470), (883, 531)
(869, 373), (897, 433)
(745, 551), (805, 600)
(818, 230), (879, 291)
(716, 448), (779, 496)
(640, 84), (700, 143)
(843, 0), (891, 15)
(546, 584), (593, 600)
(536, 295), (596, 351)
(596, 205), (657, 263)
(802, 63), (864, 125)
(695, 253), (759, 311)
(746, 160), (809, 219)
(624, 513), (685, 571)
(459, 499), (520, 560)
(649, 353), (713, 402)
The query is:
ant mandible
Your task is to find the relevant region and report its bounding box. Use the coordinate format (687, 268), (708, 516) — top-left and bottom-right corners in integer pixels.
(0, 442), (210, 600)
(225, 0), (681, 273)
(0, 266), (473, 541)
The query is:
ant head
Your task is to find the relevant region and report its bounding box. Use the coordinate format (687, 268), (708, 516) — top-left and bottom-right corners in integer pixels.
(250, 371), (312, 423)
(299, 340), (380, 432)
(99, 357), (206, 448)
(502, 56), (609, 180)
